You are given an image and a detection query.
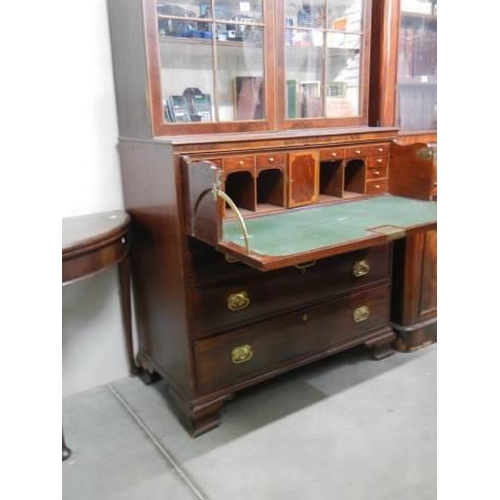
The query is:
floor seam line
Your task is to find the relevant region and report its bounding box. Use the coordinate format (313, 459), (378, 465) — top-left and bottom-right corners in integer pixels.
(106, 383), (208, 500)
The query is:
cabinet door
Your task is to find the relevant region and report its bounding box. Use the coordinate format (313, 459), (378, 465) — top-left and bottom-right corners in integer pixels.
(147, 0), (276, 135)
(288, 151), (319, 208)
(278, 0), (372, 129)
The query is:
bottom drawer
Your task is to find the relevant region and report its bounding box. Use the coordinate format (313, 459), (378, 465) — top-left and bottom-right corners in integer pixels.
(194, 284), (390, 392)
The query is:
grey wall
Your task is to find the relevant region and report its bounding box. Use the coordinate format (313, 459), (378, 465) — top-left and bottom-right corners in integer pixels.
(62, 0), (133, 396)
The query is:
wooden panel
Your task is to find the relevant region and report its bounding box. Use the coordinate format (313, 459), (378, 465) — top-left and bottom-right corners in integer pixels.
(389, 141), (435, 200)
(194, 285), (391, 392)
(287, 151), (319, 207)
(418, 229), (437, 315)
(190, 244), (392, 337)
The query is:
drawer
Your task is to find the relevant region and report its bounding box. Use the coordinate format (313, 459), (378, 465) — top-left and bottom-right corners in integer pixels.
(344, 145), (370, 159)
(365, 179), (388, 194)
(223, 155), (256, 173)
(190, 244), (391, 337)
(319, 147), (345, 162)
(367, 156), (389, 169)
(256, 152), (286, 170)
(194, 284), (391, 392)
(366, 165), (388, 181)
(368, 143), (390, 156)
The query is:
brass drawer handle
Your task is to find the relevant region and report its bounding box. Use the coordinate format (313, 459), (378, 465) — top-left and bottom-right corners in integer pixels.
(377, 147), (384, 152)
(268, 157), (275, 163)
(353, 305), (370, 323)
(331, 152), (337, 157)
(355, 149), (361, 155)
(238, 160), (244, 166)
(295, 261), (317, 273)
(231, 344), (253, 364)
(227, 291), (250, 311)
(374, 170), (380, 175)
(353, 259), (370, 277)
(376, 158), (383, 163)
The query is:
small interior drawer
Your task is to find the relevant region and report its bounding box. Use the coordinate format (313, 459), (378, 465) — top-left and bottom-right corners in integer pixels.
(344, 145), (370, 159)
(366, 165), (388, 180)
(256, 152), (286, 170)
(368, 143), (390, 156)
(365, 179), (388, 194)
(319, 147), (346, 162)
(367, 156), (389, 169)
(223, 155), (256, 173)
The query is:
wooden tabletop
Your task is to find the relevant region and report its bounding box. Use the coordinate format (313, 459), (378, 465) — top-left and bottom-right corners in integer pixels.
(62, 210), (131, 284)
(62, 210), (130, 256)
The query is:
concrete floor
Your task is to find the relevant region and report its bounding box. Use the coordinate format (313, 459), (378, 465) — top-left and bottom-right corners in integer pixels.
(62, 343), (436, 500)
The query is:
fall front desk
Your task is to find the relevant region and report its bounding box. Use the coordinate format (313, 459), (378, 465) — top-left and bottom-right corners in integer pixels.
(136, 156), (437, 436)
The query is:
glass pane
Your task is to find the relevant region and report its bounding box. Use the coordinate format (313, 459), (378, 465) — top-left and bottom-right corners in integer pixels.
(156, 1), (265, 123)
(327, 0), (363, 33)
(326, 35), (361, 117)
(216, 24), (264, 121)
(285, 0), (325, 30)
(396, 0), (437, 130)
(286, 34), (323, 118)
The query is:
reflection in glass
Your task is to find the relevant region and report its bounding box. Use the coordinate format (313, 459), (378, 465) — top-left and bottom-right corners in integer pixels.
(216, 24), (264, 121)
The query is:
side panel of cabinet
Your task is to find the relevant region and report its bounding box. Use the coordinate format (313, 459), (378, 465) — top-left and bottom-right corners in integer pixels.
(118, 140), (194, 394)
(391, 229), (437, 350)
(287, 151), (319, 208)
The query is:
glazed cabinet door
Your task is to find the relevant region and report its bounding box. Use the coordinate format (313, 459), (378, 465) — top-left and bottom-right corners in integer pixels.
(278, 0), (372, 128)
(146, 0), (276, 135)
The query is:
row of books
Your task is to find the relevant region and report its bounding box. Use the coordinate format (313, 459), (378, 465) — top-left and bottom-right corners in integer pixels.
(398, 28), (437, 78)
(286, 80), (355, 119)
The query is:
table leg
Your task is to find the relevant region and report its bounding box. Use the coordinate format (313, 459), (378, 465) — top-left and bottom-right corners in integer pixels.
(118, 254), (138, 375)
(62, 429), (71, 461)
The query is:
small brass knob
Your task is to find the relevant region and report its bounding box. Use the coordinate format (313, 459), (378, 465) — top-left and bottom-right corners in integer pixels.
(331, 152), (337, 157)
(376, 158), (383, 163)
(355, 150), (361, 155)
(378, 147), (384, 152)
(227, 291), (250, 311)
(268, 157), (275, 163)
(374, 170), (380, 175)
(302, 313), (309, 322)
(231, 344), (253, 364)
(353, 305), (370, 323)
(375, 184), (380, 189)
(353, 259), (370, 277)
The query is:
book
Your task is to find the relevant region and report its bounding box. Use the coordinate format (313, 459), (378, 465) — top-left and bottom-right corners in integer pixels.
(286, 79), (298, 118)
(234, 76), (264, 120)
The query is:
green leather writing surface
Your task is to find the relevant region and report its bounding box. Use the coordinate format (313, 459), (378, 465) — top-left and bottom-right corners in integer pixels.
(222, 195), (437, 257)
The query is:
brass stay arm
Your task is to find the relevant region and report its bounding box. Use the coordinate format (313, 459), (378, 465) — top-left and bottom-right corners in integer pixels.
(212, 187), (251, 255)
